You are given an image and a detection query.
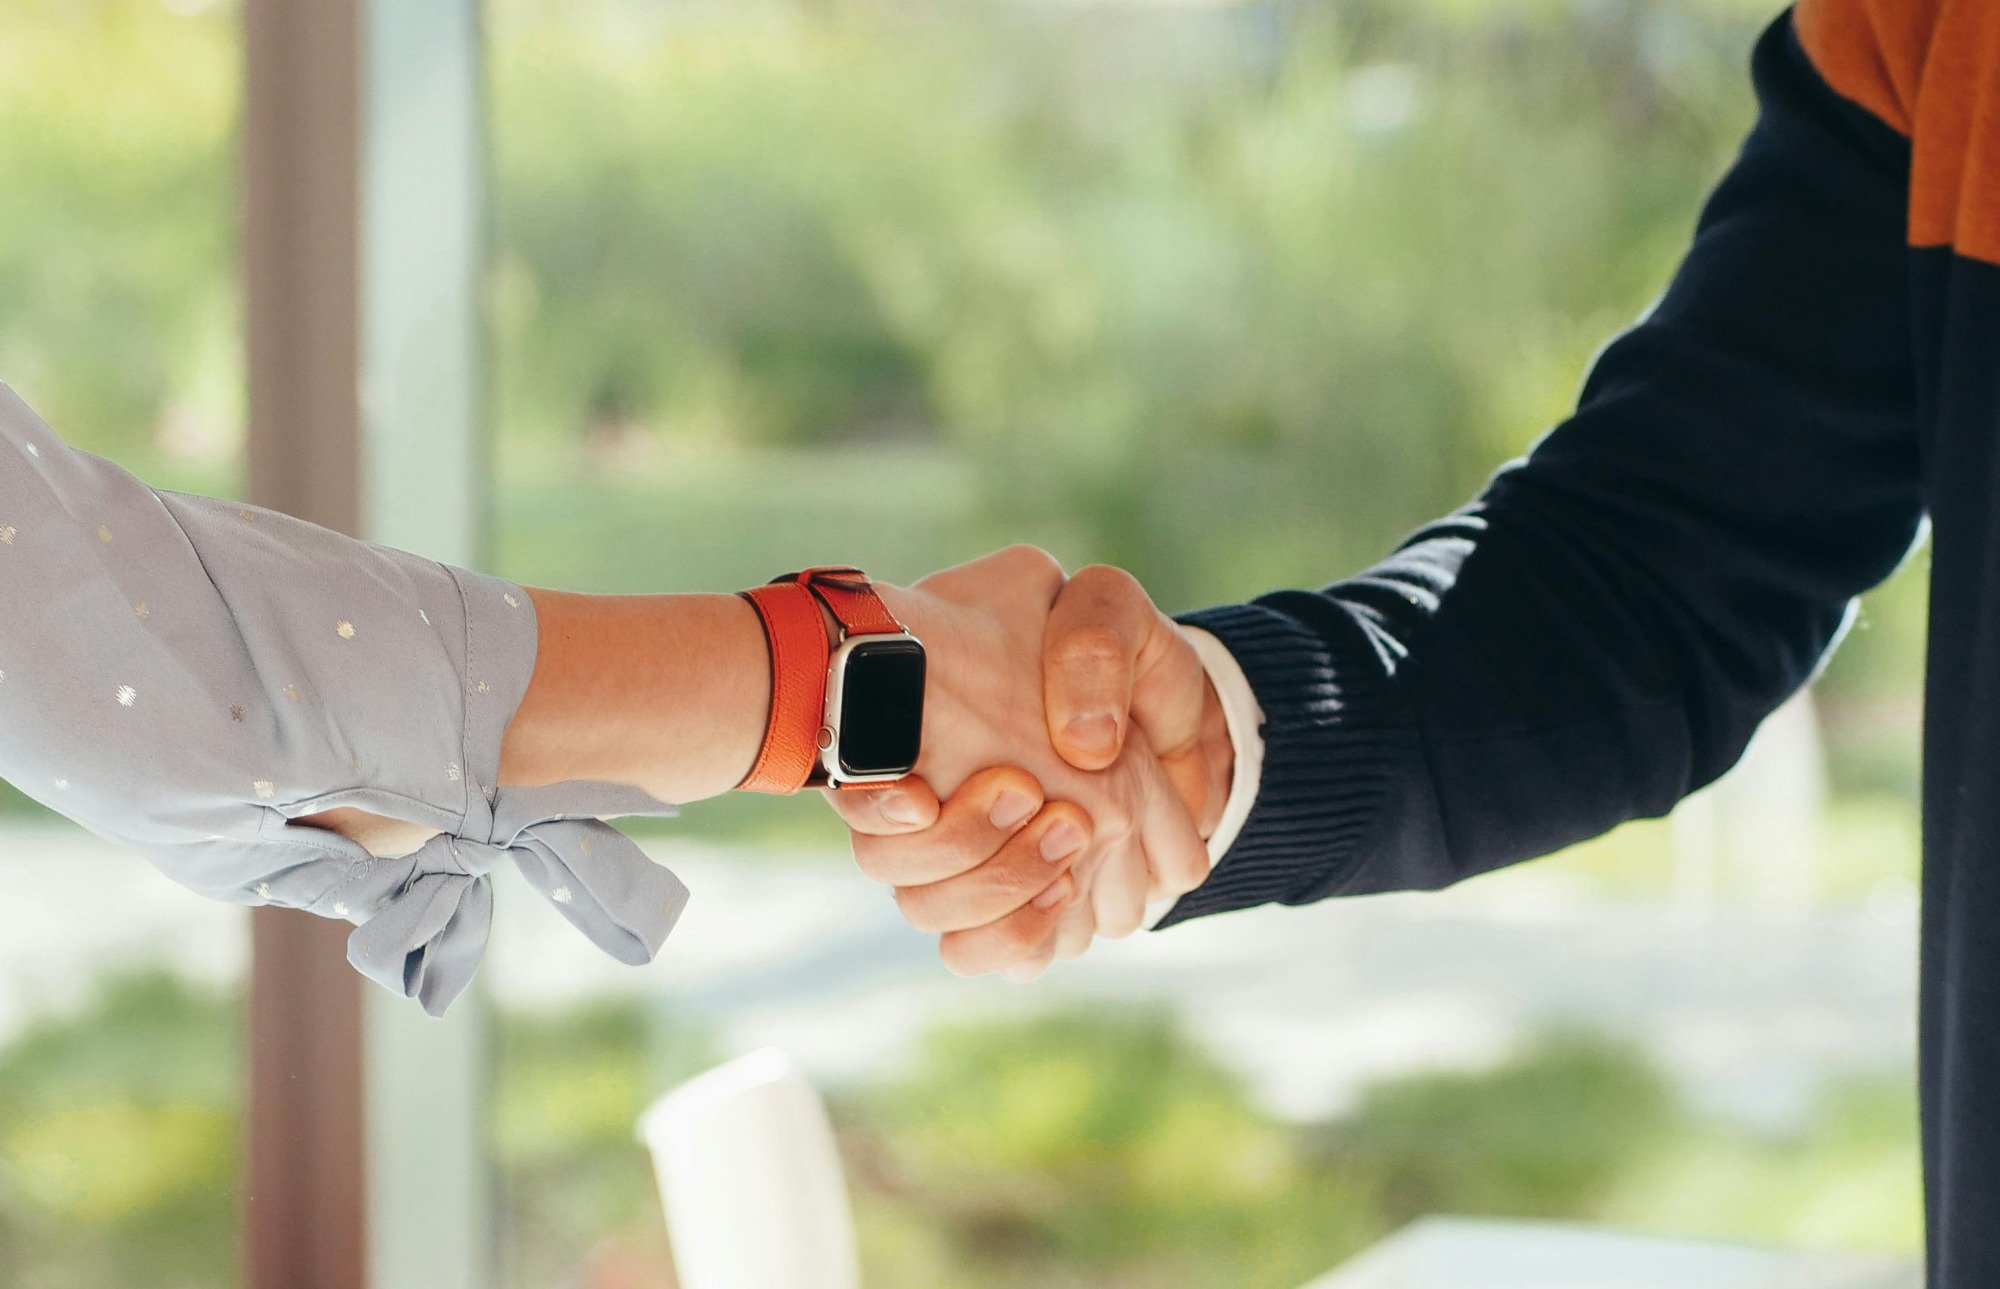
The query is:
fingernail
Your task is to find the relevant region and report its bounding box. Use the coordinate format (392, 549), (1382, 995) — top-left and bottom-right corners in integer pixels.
(1064, 712), (1118, 759)
(878, 790), (924, 826)
(1040, 820), (1085, 862)
(989, 790), (1037, 831)
(1033, 877), (1072, 909)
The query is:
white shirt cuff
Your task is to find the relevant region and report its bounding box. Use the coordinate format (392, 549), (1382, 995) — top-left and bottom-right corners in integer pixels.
(1143, 625), (1266, 929)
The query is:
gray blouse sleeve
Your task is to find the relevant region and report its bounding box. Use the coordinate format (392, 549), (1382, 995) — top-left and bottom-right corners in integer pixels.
(0, 383), (688, 1015)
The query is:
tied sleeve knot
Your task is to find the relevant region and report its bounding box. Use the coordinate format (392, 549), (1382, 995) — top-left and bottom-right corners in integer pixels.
(343, 782), (686, 1017)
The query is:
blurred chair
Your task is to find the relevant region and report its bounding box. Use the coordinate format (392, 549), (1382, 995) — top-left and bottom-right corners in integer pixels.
(638, 1049), (860, 1289)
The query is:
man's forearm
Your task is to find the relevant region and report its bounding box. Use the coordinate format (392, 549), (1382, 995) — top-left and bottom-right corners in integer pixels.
(1166, 18), (1923, 924)
(502, 589), (771, 805)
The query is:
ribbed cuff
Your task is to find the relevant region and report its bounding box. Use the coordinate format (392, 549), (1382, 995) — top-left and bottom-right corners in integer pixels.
(1156, 595), (1402, 927)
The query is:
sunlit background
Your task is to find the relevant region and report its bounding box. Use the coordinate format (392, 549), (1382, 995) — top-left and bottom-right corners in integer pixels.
(0, 0), (1929, 1285)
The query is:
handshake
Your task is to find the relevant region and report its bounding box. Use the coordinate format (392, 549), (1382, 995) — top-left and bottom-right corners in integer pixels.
(820, 547), (1239, 982)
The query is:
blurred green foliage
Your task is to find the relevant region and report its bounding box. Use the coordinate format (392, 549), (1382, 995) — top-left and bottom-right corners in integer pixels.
(840, 1012), (1912, 1289)
(476, 998), (1920, 1289)
(0, 972), (239, 1289)
(0, 974), (1921, 1289)
(1328, 1029), (1676, 1224)
(487, 0), (1778, 599)
(843, 1010), (1366, 1287)
(0, 0), (240, 489)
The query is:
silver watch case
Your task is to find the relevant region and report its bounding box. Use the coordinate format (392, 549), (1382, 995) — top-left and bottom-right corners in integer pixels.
(817, 630), (926, 787)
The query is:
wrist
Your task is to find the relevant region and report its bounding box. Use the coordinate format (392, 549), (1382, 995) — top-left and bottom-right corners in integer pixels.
(1177, 623), (1260, 852)
(1195, 676), (1235, 839)
(737, 570), (930, 794)
(502, 590), (770, 805)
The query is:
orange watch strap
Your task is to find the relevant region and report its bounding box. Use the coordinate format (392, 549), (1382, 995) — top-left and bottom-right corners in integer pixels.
(738, 567), (915, 795)
(800, 567), (902, 637)
(737, 580), (833, 795)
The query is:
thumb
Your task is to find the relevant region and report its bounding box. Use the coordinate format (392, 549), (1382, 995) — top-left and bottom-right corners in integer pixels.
(1042, 564), (1158, 771)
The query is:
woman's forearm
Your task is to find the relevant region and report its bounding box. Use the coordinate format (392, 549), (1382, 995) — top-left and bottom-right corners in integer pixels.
(501, 589), (771, 805)
(310, 589), (772, 858)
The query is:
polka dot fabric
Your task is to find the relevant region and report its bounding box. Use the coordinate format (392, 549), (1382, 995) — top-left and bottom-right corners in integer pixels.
(0, 383), (687, 1015)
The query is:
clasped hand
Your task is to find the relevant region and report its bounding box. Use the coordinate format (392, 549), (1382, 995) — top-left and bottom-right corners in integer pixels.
(822, 547), (1234, 981)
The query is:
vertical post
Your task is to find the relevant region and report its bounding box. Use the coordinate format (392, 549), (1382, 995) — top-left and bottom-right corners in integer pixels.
(242, 3), (368, 1289)
(243, 3), (492, 1288)
(359, 3), (493, 1289)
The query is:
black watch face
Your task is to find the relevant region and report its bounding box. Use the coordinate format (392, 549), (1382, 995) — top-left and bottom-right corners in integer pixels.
(837, 638), (927, 776)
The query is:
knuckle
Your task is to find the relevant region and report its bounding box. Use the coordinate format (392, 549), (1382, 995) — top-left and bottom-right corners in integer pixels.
(887, 827), (976, 883)
(1042, 799), (1093, 835)
(999, 859), (1051, 901)
(842, 808), (908, 842)
(997, 544), (1063, 583)
(973, 764), (1043, 808)
(937, 833), (985, 879)
(1160, 855), (1203, 896)
(1052, 624), (1126, 673)
(1105, 792), (1138, 833)
(939, 939), (985, 979)
(971, 853), (1039, 905)
(1071, 563), (1141, 600)
(893, 886), (946, 935)
(1000, 915), (1043, 955)
(858, 834), (952, 885)
(850, 836), (898, 881)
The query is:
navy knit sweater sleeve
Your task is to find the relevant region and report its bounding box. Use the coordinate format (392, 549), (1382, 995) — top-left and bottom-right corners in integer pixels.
(1163, 14), (1924, 926)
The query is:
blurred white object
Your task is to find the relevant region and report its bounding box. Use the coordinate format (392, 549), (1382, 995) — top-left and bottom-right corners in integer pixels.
(637, 1048), (860, 1289)
(1304, 1217), (1917, 1289)
(1672, 689), (1828, 915)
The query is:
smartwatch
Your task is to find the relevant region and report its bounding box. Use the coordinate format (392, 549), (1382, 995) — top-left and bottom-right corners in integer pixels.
(737, 567), (927, 793)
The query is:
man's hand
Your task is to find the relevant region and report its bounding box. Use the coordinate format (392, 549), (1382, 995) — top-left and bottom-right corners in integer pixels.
(1042, 565), (1233, 841)
(826, 551), (1233, 979)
